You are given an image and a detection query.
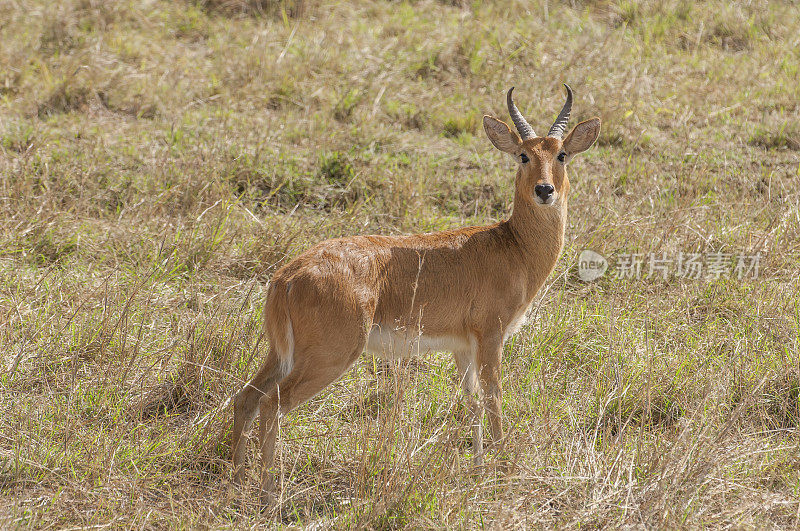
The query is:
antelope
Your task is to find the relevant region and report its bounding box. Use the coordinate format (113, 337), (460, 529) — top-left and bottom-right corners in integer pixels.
(232, 85), (601, 500)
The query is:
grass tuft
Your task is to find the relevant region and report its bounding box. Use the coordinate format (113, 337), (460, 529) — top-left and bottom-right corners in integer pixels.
(748, 124), (800, 151)
(37, 81), (92, 118)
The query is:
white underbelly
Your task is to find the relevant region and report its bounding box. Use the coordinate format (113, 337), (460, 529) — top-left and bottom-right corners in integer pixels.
(365, 325), (470, 359)
(503, 302), (535, 342)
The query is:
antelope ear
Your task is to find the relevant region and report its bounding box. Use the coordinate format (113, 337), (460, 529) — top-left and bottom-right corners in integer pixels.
(483, 116), (522, 155)
(563, 117), (601, 155)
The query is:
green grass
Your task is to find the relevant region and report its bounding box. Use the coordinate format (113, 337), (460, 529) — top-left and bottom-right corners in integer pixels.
(1, 0), (800, 527)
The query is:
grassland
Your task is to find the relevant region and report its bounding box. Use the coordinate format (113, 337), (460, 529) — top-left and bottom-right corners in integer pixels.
(1, 0), (799, 528)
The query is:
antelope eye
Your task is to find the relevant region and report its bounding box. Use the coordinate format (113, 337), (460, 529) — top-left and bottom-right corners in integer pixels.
(520, 153), (529, 164)
(557, 152), (566, 163)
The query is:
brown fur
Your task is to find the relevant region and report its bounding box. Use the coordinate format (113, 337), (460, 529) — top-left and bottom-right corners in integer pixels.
(231, 93), (601, 501)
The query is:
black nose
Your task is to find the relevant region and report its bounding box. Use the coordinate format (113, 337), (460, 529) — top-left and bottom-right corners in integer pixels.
(534, 183), (554, 200)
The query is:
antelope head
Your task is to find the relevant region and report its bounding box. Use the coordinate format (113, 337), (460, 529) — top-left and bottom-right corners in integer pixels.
(483, 86), (601, 215)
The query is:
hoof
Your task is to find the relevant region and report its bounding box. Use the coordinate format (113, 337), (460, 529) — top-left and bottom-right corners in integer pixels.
(259, 475), (277, 508)
(472, 451), (484, 467)
(259, 488), (277, 508)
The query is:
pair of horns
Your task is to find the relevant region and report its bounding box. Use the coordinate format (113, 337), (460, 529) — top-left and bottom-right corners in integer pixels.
(506, 84), (573, 140)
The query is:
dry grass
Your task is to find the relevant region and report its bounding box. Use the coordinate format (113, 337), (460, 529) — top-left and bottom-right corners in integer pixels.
(1, 0), (799, 527)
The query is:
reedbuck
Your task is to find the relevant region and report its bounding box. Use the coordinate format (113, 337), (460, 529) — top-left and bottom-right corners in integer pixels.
(232, 85), (600, 498)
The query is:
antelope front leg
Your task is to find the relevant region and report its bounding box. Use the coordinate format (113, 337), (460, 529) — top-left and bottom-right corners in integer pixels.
(477, 337), (504, 443)
(454, 350), (483, 466)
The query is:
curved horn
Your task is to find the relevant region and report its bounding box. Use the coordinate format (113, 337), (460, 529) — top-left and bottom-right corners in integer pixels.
(506, 87), (535, 140)
(547, 84), (573, 139)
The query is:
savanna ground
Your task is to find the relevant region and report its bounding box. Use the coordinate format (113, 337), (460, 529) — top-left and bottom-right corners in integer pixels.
(1, 0), (799, 527)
